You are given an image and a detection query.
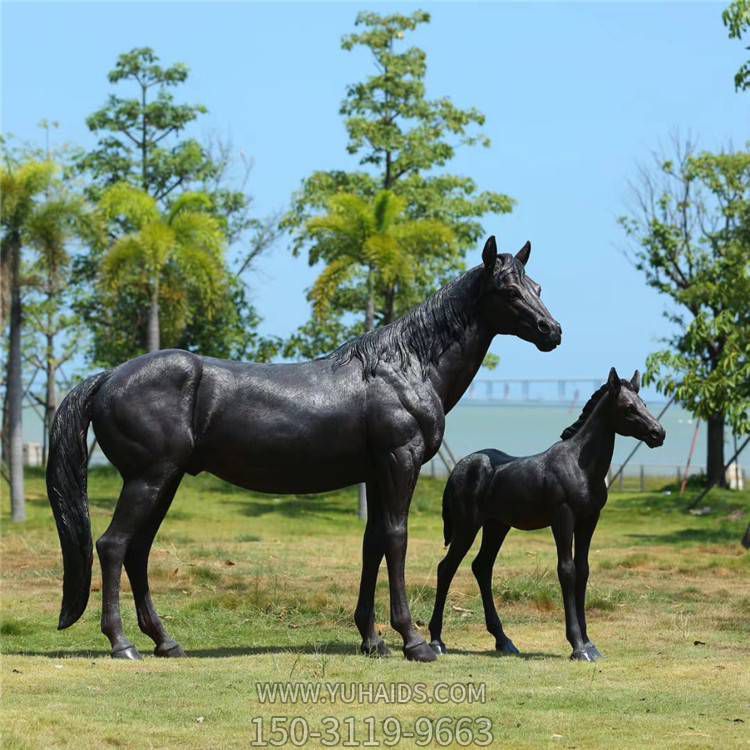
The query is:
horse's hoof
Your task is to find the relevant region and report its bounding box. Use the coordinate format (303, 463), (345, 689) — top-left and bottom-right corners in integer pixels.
(570, 648), (594, 662)
(155, 640), (186, 658)
(361, 639), (391, 658)
(584, 642), (603, 660)
(111, 645), (142, 660)
(430, 639), (447, 655)
(496, 638), (520, 656)
(404, 641), (438, 662)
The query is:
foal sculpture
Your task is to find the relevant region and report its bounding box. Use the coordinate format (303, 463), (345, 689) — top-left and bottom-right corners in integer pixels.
(47, 236), (561, 661)
(428, 368), (665, 661)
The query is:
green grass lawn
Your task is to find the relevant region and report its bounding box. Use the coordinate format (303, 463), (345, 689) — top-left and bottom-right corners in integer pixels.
(2, 468), (749, 749)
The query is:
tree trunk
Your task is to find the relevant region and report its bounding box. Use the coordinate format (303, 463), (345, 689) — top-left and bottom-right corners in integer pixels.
(42, 330), (57, 468)
(147, 276), (160, 352)
(706, 412), (727, 488)
(7, 236), (25, 521)
(358, 269), (376, 521)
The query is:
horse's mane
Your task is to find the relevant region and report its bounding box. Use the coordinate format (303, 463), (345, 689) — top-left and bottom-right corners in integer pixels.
(327, 270), (479, 380)
(560, 380), (634, 440)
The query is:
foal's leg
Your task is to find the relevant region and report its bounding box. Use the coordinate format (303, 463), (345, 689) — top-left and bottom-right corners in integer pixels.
(124, 469), (185, 657)
(374, 448), (436, 662)
(574, 512), (601, 660)
(428, 523), (480, 655)
(97, 467), (176, 659)
(354, 486), (389, 657)
(551, 504), (590, 661)
(472, 520), (519, 655)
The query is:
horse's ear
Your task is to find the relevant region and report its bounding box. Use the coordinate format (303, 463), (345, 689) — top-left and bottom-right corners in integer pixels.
(607, 367), (621, 393)
(515, 241), (531, 267)
(631, 369), (641, 393)
(482, 236), (498, 273)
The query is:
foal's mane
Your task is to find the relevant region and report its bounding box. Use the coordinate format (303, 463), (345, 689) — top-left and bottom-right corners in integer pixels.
(560, 380), (634, 440)
(327, 270), (479, 380)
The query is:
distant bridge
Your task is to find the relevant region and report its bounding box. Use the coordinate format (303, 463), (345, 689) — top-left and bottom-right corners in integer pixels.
(462, 378), (605, 406)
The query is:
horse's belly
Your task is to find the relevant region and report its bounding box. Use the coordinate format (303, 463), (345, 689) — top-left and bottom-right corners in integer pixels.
(191, 421), (367, 494)
(204, 465), (364, 495)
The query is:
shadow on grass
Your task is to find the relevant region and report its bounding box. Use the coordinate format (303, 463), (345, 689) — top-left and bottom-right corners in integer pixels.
(627, 525), (744, 546)
(6, 643), (563, 660)
(221, 495), (355, 520)
(442, 648), (562, 661)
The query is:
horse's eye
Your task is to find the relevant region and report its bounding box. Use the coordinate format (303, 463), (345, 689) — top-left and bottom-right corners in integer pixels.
(507, 288), (521, 300)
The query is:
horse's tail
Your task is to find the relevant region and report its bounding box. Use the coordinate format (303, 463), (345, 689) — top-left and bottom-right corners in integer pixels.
(46, 370), (110, 630)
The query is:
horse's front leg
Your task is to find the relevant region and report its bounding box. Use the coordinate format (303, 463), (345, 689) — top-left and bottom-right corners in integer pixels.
(373, 446), (436, 663)
(575, 511), (601, 660)
(551, 504), (589, 661)
(354, 494), (390, 657)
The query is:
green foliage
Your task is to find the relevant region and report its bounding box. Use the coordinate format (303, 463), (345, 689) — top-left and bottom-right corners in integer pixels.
(75, 47), (277, 364)
(92, 182), (255, 360)
(723, 0), (750, 90)
(282, 10), (513, 357)
(79, 47), (209, 200)
(620, 143), (750, 435)
(306, 189), (454, 323)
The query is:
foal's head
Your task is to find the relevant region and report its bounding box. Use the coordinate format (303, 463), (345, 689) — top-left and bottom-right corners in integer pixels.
(477, 236), (562, 352)
(607, 368), (666, 448)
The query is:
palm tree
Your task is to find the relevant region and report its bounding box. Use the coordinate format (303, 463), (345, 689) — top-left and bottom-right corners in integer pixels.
(1, 158), (56, 522)
(98, 183), (226, 352)
(307, 190), (456, 331)
(25, 186), (87, 466)
(306, 190), (455, 519)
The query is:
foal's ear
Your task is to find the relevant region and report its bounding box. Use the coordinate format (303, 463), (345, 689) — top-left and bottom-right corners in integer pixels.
(515, 241), (531, 267)
(607, 367), (621, 393)
(482, 236), (498, 273)
(631, 369), (641, 393)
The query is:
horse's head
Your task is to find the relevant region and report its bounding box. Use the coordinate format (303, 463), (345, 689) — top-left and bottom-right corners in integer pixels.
(608, 368), (666, 447)
(477, 236), (562, 352)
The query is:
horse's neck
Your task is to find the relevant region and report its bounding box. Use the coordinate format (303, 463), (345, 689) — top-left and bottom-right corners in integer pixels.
(570, 394), (616, 480)
(427, 270), (493, 413)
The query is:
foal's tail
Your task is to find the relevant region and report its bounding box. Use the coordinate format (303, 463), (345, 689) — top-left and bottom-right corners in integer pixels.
(442, 479), (455, 546)
(46, 371), (110, 630)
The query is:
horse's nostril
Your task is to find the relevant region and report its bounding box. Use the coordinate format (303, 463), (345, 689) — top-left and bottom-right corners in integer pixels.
(537, 319), (551, 335)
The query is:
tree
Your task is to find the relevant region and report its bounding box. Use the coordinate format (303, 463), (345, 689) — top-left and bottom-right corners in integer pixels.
(1, 155), (56, 521)
(76, 47), (277, 365)
(97, 184), (226, 352)
(282, 10), (513, 356)
(299, 190), (454, 345)
(23, 169), (88, 465)
(620, 139), (750, 486)
(723, 0), (750, 91)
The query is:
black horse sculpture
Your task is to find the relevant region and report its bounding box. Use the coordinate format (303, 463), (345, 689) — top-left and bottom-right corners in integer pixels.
(47, 236), (561, 661)
(428, 368), (665, 661)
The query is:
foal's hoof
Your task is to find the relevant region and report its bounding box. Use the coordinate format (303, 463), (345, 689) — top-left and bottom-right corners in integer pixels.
(496, 638), (520, 656)
(361, 639), (391, 658)
(155, 640), (186, 658)
(404, 641), (438, 662)
(111, 645), (142, 660)
(430, 639), (448, 655)
(570, 648), (595, 662)
(584, 642), (603, 660)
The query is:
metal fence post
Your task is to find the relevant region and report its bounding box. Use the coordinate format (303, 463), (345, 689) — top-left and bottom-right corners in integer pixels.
(639, 465), (645, 492)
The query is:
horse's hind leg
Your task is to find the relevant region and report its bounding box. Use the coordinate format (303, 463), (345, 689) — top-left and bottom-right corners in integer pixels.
(472, 520), (518, 655)
(124, 470), (185, 657)
(428, 523), (480, 655)
(96, 466), (179, 659)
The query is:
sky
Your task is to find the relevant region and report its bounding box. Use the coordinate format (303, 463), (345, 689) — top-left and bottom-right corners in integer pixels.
(2, 1), (748, 396)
